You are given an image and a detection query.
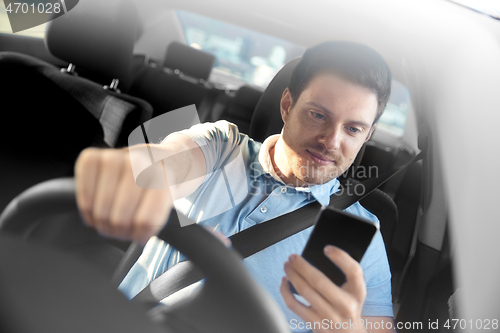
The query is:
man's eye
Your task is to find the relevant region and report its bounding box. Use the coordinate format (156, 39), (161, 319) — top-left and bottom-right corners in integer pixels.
(348, 127), (361, 133)
(312, 112), (325, 120)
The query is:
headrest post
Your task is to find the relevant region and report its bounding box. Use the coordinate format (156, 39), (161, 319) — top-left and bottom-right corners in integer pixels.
(103, 78), (121, 93)
(61, 63), (77, 76)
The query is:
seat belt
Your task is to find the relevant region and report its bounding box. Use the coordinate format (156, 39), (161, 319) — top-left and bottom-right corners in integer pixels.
(132, 150), (425, 305)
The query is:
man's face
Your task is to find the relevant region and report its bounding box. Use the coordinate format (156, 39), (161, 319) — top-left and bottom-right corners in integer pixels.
(278, 72), (378, 185)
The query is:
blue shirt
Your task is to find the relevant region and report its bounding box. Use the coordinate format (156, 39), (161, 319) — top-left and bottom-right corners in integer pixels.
(119, 121), (393, 330)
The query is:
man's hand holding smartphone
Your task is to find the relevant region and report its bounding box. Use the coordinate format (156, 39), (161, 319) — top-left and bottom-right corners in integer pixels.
(279, 207), (395, 332)
(280, 245), (368, 333)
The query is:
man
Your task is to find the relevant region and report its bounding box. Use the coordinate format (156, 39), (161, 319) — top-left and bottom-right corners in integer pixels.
(75, 41), (395, 332)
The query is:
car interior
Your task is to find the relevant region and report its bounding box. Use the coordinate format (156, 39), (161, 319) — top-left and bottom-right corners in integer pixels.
(1, 0), (500, 332)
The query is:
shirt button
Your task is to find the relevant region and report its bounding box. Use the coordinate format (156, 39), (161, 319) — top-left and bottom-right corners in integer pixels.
(281, 187), (287, 193)
(260, 206), (268, 213)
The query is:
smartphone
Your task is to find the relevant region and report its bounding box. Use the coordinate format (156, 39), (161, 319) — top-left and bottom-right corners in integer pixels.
(290, 207), (379, 293)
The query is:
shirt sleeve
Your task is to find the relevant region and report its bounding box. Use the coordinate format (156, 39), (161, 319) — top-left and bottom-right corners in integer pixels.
(119, 121), (245, 299)
(173, 120), (243, 178)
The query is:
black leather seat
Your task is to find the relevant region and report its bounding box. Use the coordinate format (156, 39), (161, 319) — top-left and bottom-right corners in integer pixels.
(218, 85), (263, 135)
(163, 41), (216, 82)
(128, 42), (216, 118)
(249, 59), (301, 142)
(0, 0), (153, 273)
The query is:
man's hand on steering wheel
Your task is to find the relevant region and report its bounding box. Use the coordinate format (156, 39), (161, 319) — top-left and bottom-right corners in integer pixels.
(74, 147), (172, 244)
(74, 134), (206, 244)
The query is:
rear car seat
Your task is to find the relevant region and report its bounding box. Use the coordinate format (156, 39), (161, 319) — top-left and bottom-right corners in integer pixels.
(217, 85), (263, 135)
(127, 42), (216, 118)
(163, 42), (215, 82)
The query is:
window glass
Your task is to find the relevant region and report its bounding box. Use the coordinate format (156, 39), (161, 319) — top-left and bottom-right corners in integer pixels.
(0, 2), (47, 38)
(176, 10), (305, 89)
(376, 80), (410, 137)
(448, 0), (500, 20)
(177, 9), (409, 136)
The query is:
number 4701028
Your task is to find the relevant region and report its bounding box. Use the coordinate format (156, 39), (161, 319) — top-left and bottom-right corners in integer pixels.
(444, 319), (498, 330)
(6, 2), (62, 14)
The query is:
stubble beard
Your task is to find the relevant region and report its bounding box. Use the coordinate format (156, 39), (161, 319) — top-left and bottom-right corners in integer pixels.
(282, 145), (343, 187)
(281, 124), (346, 186)
(291, 158), (342, 186)
(290, 142), (347, 185)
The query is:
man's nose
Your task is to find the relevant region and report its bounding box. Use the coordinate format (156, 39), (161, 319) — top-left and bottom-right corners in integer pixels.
(318, 126), (342, 150)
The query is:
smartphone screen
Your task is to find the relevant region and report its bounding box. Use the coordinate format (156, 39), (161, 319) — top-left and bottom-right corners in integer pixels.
(291, 207), (379, 292)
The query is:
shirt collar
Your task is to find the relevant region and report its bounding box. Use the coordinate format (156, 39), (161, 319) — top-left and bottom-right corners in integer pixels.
(256, 134), (340, 206)
(258, 134), (284, 183)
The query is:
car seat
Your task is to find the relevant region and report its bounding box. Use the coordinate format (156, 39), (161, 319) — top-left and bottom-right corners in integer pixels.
(0, 0), (152, 208)
(218, 85), (263, 135)
(127, 42), (216, 118)
(163, 41), (216, 82)
(0, 0), (153, 275)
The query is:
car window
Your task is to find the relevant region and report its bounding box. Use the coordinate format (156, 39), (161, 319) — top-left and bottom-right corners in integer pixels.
(448, 0), (500, 20)
(376, 79), (410, 138)
(176, 10), (306, 89)
(0, 2), (47, 37)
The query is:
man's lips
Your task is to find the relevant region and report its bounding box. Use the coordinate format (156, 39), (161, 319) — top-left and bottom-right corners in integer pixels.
(306, 150), (334, 165)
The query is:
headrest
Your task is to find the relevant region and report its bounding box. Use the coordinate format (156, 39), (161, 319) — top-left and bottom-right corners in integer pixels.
(234, 85), (263, 108)
(163, 42), (216, 81)
(45, 0), (140, 82)
(249, 58), (300, 142)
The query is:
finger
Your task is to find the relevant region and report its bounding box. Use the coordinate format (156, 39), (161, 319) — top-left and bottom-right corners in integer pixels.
(324, 245), (366, 303)
(280, 276), (322, 324)
(108, 158), (145, 240)
(131, 187), (173, 244)
(74, 148), (100, 228)
(91, 150), (125, 237)
(284, 255), (342, 317)
(286, 254), (343, 302)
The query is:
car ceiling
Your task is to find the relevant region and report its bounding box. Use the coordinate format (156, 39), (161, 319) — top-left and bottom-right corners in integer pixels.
(132, 0), (500, 80)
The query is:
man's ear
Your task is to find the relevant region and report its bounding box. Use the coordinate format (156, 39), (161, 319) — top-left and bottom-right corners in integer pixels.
(365, 124), (376, 142)
(280, 88), (293, 124)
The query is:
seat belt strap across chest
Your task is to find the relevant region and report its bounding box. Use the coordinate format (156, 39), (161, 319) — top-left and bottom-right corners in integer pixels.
(132, 150), (425, 305)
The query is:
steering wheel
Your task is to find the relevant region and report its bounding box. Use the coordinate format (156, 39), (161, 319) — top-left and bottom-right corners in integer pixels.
(0, 178), (290, 333)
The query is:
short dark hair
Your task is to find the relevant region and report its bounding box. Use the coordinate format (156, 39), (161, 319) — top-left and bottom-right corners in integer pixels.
(288, 41), (392, 124)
